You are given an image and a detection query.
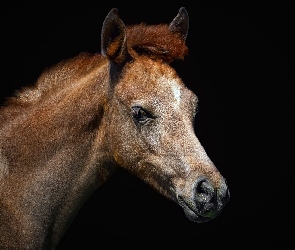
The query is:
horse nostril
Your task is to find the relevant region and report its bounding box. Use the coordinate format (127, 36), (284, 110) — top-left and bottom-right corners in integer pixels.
(194, 177), (215, 204)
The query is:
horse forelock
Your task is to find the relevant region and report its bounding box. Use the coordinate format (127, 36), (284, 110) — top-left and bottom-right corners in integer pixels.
(126, 24), (188, 62)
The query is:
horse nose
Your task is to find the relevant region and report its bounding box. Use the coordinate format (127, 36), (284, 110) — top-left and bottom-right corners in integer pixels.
(194, 177), (216, 204)
(176, 176), (230, 222)
(218, 178), (230, 205)
(193, 177), (230, 216)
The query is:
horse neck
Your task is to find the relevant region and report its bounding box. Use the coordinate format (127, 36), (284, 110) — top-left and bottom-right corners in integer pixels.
(0, 56), (116, 247)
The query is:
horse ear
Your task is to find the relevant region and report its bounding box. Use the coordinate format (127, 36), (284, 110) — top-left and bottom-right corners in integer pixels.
(101, 8), (128, 65)
(169, 7), (189, 40)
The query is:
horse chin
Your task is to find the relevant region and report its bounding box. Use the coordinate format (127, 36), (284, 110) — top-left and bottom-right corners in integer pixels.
(182, 207), (214, 223)
(177, 198), (219, 223)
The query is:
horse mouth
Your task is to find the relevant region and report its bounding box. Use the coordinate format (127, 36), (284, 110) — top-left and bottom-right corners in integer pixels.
(177, 196), (216, 223)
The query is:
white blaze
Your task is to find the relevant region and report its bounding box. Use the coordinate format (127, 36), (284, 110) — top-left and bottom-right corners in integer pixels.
(157, 76), (182, 108)
(171, 82), (181, 108)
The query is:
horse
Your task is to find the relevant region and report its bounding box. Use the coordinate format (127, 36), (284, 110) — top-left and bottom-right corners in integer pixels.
(0, 7), (230, 249)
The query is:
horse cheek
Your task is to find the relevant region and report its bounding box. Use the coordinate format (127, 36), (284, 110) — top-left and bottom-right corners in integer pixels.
(107, 107), (144, 169)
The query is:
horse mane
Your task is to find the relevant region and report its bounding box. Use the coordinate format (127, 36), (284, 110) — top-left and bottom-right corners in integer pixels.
(0, 53), (104, 124)
(1, 23), (187, 109)
(127, 23), (188, 62)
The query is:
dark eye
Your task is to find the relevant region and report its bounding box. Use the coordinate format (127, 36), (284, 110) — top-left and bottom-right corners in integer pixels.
(131, 106), (154, 125)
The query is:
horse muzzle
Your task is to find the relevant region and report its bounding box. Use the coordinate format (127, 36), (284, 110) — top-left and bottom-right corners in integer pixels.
(176, 176), (230, 223)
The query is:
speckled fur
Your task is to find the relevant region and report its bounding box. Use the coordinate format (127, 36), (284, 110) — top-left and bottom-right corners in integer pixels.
(0, 8), (229, 249)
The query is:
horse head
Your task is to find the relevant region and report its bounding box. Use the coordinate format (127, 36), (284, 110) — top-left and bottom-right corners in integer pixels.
(100, 8), (230, 223)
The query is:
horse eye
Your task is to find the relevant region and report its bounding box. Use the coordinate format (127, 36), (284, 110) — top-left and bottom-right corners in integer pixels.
(131, 106), (153, 125)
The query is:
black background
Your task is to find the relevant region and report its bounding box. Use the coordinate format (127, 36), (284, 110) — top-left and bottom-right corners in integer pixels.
(1, 1), (294, 248)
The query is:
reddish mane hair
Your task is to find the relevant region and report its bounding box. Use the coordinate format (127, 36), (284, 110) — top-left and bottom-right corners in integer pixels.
(127, 24), (188, 62)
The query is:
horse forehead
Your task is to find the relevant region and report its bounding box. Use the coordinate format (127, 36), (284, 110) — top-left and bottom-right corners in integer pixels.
(119, 58), (184, 104)
(157, 75), (182, 106)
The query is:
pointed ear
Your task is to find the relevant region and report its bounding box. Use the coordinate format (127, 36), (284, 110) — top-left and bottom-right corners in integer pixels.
(169, 7), (189, 40)
(101, 8), (128, 65)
